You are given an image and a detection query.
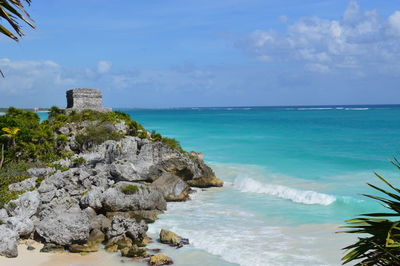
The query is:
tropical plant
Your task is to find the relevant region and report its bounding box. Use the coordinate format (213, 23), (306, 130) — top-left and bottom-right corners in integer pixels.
(340, 159), (400, 265)
(0, 0), (35, 41)
(0, 144), (4, 169)
(2, 127), (20, 146)
(0, 0), (35, 77)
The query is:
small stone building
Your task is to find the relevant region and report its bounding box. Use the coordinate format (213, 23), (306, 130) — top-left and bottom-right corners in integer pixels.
(66, 88), (111, 112)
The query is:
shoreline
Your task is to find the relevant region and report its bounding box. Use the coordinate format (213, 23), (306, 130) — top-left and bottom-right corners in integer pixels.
(0, 241), (131, 266)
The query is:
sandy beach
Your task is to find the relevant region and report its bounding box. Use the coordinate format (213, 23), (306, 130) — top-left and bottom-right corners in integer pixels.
(0, 241), (142, 266)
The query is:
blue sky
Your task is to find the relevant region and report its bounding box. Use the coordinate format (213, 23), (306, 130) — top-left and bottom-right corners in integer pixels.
(0, 0), (400, 108)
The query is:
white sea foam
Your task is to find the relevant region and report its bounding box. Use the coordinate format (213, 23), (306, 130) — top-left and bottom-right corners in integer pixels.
(344, 107), (369, 110)
(233, 177), (336, 205)
(297, 107), (333, 110)
(147, 188), (341, 266)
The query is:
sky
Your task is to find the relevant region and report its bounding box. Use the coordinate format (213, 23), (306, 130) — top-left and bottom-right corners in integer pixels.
(1, 0), (400, 108)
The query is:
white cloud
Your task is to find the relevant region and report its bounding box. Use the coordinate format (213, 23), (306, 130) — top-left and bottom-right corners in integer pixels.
(237, 1), (400, 75)
(388, 11), (400, 35)
(97, 60), (112, 74)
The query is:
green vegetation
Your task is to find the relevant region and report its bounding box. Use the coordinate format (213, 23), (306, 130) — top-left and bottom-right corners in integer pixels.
(72, 157), (86, 166)
(0, 0), (35, 77)
(340, 159), (400, 265)
(35, 176), (44, 188)
(162, 137), (184, 153)
(75, 125), (124, 150)
(0, 107), (188, 207)
(120, 184), (139, 195)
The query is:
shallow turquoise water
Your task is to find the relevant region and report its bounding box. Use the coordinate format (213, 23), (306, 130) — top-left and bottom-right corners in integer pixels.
(40, 106), (400, 265)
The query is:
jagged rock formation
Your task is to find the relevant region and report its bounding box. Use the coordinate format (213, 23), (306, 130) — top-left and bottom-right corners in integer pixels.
(66, 88), (112, 112)
(0, 119), (223, 261)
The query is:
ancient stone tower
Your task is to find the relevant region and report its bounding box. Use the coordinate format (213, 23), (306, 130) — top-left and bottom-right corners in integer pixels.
(66, 88), (111, 112)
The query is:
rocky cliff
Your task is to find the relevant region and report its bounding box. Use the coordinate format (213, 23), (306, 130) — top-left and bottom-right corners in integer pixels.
(0, 111), (223, 263)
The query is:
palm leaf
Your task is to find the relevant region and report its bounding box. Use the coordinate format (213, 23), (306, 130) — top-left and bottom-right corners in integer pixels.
(340, 159), (400, 264)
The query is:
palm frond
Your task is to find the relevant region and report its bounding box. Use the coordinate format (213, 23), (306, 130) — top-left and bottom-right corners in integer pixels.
(340, 159), (400, 265)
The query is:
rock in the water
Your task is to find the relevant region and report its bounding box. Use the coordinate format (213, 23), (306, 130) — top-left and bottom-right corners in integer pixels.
(0, 225), (18, 258)
(159, 229), (189, 248)
(102, 182), (166, 212)
(159, 229), (180, 246)
(186, 175), (223, 188)
(148, 254), (173, 265)
(152, 173), (190, 201)
(106, 216), (148, 242)
(36, 204), (90, 245)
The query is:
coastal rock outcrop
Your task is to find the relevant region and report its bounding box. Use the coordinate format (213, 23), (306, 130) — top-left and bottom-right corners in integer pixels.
(152, 173), (190, 201)
(0, 109), (223, 261)
(148, 254), (173, 265)
(35, 204), (90, 245)
(159, 229), (189, 248)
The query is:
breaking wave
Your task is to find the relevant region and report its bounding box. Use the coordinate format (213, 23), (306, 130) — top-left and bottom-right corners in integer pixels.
(233, 177), (336, 206)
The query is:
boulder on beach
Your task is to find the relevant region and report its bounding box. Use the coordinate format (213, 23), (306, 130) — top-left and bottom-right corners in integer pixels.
(159, 229), (189, 248)
(148, 254), (173, 265)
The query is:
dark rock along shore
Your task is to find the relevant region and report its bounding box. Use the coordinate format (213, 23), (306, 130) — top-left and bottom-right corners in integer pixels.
(0, 117), (223, 264)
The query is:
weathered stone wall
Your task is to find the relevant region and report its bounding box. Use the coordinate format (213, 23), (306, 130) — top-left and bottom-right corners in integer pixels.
(66, 88), (111, 112)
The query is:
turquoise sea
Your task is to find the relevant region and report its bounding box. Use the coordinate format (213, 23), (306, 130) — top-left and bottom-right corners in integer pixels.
(39, 105), (400, 265)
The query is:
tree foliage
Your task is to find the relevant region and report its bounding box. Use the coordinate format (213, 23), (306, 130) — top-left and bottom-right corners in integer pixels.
(340, 159), (400, 265)
(0, 0), (35, 41)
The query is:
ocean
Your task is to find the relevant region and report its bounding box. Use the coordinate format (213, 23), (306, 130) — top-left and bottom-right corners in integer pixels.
(38, 105), (400, 265)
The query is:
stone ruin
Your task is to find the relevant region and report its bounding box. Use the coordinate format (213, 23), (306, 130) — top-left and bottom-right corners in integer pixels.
(66, 88), (112, 112)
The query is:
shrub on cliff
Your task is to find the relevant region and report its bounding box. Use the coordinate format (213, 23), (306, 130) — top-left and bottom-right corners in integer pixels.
(75, 125), (124, 151)
(340, 159), (400, 265)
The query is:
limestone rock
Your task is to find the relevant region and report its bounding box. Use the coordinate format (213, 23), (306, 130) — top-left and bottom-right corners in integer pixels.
(110, 161), (147, 182)
(40, 243), (65, 253)
(6, 191), (40, 219)
(120, 244), (148, 258)
(69, 244), (98, 253)
(106, 210), (162, 223)
(106, 216), (148, 242)
(148, 254), (173, 265)
(80, 187), (104, 210)
(90, 214), (111, 232)
(36, 204), (90, 245)
(27, 167), (55, 178)
(88, 229), (105, 246)
(159, 229), (180, 246)
(187, 175), (223, 188)
(159, 229), (189, 248)
(102, 182), (166, 212)
(8, 177), (37, 192)
(6, 216), (34, 237)
(105, 235), (132, 250)
(0, 225), (18, 258)
(0, 209), (8, 222)
(152, 173), (190, 201)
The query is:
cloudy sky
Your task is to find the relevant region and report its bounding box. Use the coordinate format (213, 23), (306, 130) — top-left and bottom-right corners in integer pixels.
(1, 0), (400, 108)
